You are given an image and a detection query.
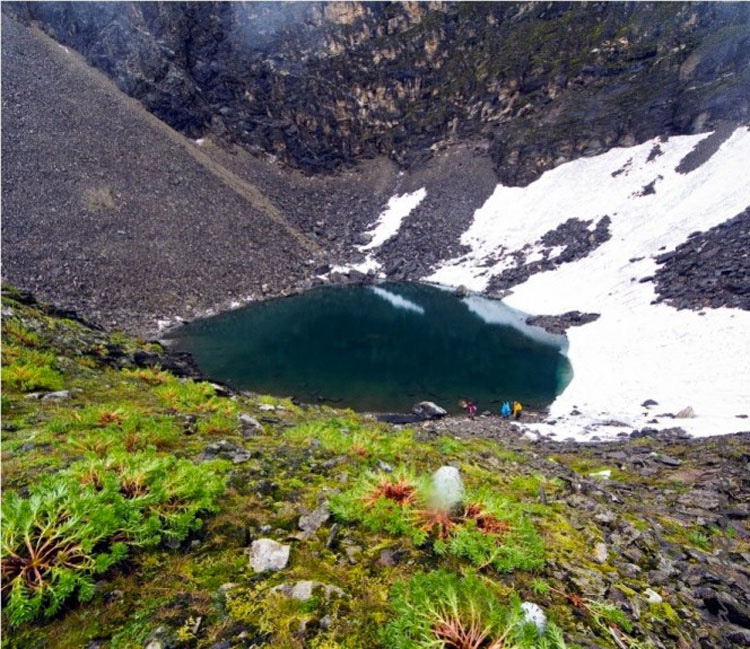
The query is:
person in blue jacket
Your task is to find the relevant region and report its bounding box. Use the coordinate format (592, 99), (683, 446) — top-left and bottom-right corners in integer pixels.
(500, 401), (511, 418)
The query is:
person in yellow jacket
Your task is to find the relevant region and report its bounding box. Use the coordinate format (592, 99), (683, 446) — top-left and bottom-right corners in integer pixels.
(512, 401), (523, 419)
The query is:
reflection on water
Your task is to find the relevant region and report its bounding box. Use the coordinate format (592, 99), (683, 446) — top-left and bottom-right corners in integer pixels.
(167, 283), (573, 413)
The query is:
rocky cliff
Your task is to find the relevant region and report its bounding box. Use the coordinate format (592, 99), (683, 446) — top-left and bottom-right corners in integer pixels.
(7, 1), (750, 184)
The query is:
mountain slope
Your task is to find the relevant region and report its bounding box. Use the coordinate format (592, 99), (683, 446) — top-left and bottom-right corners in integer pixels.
(1, 15), (316, 332)
(8, 2), (750, 183)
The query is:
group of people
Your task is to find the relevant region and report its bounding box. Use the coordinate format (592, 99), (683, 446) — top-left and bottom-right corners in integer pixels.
(463, 399), (522, 420)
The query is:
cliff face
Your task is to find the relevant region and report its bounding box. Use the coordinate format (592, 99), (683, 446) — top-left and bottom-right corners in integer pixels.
(8, 1), (750, 184)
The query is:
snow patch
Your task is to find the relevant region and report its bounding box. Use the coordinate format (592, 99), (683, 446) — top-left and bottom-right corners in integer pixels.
(359, 188), (426, 251)
(330, 188), (426, 278)
(426, 128), (750, 440)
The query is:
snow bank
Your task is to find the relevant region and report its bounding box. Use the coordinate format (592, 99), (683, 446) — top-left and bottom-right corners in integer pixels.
(427, 128), (750, 440)
(359, 188), (427, 251)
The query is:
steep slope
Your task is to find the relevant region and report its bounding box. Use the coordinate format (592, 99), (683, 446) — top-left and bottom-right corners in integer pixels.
(1, 15), (317, 333)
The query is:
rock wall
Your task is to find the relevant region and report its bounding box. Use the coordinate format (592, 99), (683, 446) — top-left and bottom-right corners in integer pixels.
(6, 1), (750, 185)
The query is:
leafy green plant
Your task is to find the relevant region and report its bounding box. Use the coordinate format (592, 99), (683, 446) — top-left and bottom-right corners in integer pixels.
(1, 451), (226, 626)
(332, 473), (545, 573)
(1, 347), (64, 392)
(284, 417), (414, 461)
(2, 319), (40, 347)
(382, 571), (567, 649)
(155, 379), (220, 412)
(531, 579), (550, 596)
(435, 437), (466, 454)
(687, 529), (711, 551)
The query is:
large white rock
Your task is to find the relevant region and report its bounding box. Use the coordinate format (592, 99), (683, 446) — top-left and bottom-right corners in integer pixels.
(430, 466), (465, 511)
(249, 539), (290, 572)
(521, 601), (547, 633)
(412, 401), (447, 419)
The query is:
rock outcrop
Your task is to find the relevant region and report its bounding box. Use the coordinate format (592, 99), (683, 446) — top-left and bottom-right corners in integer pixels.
(6, 2), (750, 184)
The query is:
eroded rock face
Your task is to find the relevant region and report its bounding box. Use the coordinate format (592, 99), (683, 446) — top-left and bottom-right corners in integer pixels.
(7, 2), (750, 184)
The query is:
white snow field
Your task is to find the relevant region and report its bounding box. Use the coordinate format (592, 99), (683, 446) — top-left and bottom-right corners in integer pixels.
(427, 128), (750, 440)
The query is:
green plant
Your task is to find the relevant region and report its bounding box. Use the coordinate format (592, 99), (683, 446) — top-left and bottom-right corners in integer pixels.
(531, 579), (550, 596)
(687, 529), (711, 551)
(2, 347), (64, 392)
(1, 451), (226, 626)
(332, 473), (545, 573)
(284, 417), (414, 461)
(436, 437), (466, 454)
(381, 571), (567, 649)
(2, 319), (40, 347)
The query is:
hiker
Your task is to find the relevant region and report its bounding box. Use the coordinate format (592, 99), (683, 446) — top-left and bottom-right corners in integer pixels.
(500, 401), (511, 418)
(512, 401), (523, 419)
(467, 400), (477, 420)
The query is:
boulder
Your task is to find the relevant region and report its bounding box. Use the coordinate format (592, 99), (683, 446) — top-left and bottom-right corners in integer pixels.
(249, 539), (290, 572)
(412, 401), (447, 420)
(298, 502), (330, 534)
(41, 390), (72, 401)
(675, 406), (695, 418)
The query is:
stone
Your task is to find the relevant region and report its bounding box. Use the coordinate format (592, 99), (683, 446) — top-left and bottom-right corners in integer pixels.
(143, 627), (175, 649)
(644, 588), (663, 604)
(238, 413), (263, 434)
(520, 602), (547, 633)
(258, 403), (276, 411)
(197, 439), (251, 464)
(249, 539), (290, 572)
(696, 588), (750, 628)
(411, 401), (447, 420)
(657, 454), (682, 467)
(299, 502), (330, 534)
(430, 466), (465, 511)
(41, 390), (72, 401)
(270, 580), (344, 602)
(675, 406), (695, 418)
(593, 543), (608, 564)
(377, 460), (393, 472)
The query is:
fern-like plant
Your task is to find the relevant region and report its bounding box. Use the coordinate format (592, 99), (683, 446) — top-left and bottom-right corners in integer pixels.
(381, 571), (568, 649)
(331, 472), (545, 573)
(1, 451), (226, 626)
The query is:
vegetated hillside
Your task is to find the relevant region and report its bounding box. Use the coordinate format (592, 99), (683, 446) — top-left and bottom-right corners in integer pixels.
(7, 1), (750, 184)
(2, 287), (750, 648)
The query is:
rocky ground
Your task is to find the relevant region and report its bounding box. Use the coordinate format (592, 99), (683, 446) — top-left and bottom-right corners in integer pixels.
(653, 206), (750, 311)
(2, 288), (749, 649)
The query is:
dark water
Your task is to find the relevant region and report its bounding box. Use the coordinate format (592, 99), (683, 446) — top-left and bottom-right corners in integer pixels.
(167, 283), (573, 414)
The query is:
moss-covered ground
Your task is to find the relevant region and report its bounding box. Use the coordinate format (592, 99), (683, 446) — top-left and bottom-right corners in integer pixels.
(2, 288), (747, 649)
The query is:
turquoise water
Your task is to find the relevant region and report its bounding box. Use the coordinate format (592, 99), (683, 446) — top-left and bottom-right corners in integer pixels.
(167, 283), (572, 414)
